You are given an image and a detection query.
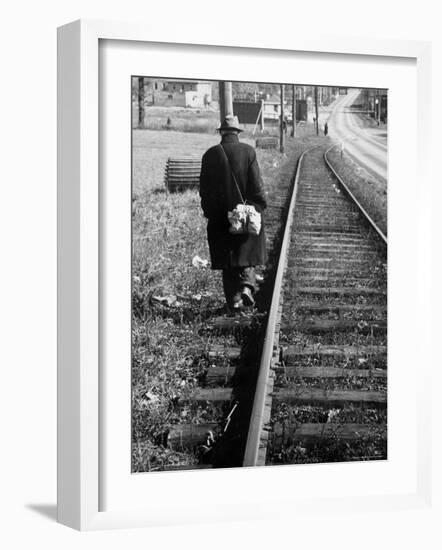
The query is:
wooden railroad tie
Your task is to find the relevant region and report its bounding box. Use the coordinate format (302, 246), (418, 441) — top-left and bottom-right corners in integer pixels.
(272, 387), (387, 407)
(270, 422), (387, 447)
(296, 286), (386, 296)
(287, 318), (387, 334)
(185, 387), (233, 402)
(205, 364), (386, 386)
(167, 423), (219, 450)
(282, 344), (387, 361)
(295, 302), (387, 314)
(211, 314), (265, 332)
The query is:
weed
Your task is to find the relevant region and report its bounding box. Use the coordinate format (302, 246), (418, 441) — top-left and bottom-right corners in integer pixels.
(326, 148), (387, 235)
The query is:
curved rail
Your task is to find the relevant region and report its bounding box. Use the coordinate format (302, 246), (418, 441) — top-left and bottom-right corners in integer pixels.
(324, 144), (387, 245)
(242, 146), (317, 467)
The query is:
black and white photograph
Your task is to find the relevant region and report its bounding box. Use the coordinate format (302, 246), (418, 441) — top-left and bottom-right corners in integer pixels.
(131, 77), (388, 472)
(4, 0), (439, 542)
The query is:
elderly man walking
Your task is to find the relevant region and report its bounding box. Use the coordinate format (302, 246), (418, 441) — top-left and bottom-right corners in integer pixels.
(199, 115), (267, 313)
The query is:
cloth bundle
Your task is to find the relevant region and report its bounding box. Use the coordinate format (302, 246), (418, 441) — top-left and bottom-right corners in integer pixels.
(227, 204), (261, 236)
(219, 144), (262, 236)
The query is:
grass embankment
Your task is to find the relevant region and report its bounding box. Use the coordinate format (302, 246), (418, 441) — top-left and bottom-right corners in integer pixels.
(132, 128), (317, 472)
(326, 148), (387, 236)
(132, 130), (222, 471)
(133, 106), (219, 134)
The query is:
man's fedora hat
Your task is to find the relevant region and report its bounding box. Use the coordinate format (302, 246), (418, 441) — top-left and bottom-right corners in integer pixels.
(217, 114), (243, 132)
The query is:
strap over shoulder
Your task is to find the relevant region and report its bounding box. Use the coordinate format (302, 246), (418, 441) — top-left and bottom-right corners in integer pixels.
(219, 144), (246, 205)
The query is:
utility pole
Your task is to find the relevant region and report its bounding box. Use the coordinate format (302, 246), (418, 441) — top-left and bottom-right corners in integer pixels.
(374, 89), (381, 125)
(260, 99), (265, 132)
(138, 77), (145, 128)
(375, 89), (378, 121)
(280, 84), (285, 153)
(219, 81), (233, 123)
(378, 90), (382, 125)
(291, 84), (296, 138)
(314, 85), (319, 135)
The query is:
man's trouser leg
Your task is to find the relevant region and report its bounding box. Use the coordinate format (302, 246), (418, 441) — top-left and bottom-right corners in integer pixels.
(239, 266), (256, 293)
(223, 267), (257, 307)
(222, 269), (241, 308)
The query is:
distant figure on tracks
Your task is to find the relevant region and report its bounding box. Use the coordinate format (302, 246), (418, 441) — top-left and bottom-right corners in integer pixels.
(199, 115), (267, 313)
(324, 121), (328, 136)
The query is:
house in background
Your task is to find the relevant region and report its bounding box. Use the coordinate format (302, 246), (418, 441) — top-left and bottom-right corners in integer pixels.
(145, 79), (213, 108)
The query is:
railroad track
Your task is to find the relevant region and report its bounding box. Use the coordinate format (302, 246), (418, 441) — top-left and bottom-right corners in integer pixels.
(166, 141), (387, 469)
(244, 143), (387, 466)
(164, 143), (311, 469)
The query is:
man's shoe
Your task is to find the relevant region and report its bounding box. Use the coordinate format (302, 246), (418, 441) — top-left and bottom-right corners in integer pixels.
(241, 286), (255, 307)
(232, 291), (242, 304)
(232, 298), (244, 310)
(226, 298), (244, 315)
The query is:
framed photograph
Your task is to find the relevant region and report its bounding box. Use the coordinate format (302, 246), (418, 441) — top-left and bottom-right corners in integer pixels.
(57, 19), (432, 530)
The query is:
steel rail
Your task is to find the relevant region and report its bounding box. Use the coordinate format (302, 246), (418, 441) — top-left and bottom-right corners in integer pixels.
(242, 146), (317, 467)
(324, 144), (387, 245)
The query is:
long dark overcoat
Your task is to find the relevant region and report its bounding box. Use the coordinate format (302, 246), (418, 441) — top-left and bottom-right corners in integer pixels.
(199, 133), (267, 269)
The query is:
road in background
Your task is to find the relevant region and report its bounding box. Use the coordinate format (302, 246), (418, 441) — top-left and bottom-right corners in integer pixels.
(326, 89), (388, 183)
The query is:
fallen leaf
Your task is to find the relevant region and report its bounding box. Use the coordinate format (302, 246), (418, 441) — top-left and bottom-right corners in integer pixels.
(192, 255), (209, 269)
(151, 294), (177, 307)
